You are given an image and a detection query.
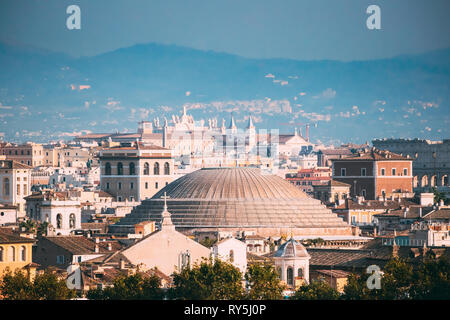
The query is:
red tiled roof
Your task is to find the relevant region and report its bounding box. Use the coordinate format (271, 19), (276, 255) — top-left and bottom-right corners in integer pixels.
(332, 148), (410, 161)
(334, 199), (417, 210)
(0, 231), (35, 244)
(43, 236), (123, 254)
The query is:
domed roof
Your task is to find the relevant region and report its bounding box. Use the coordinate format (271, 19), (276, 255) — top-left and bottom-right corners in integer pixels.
(153, 167), (309, 200)
(113, 168), (350, 231)
(274, 239), (310, 259)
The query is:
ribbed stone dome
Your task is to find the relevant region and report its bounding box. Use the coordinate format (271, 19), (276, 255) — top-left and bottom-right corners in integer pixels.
(153, 167), (309, 200)
(112, 168), (350, 234)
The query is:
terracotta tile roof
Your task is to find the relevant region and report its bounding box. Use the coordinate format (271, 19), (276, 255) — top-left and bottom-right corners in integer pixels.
(43, 236), (123, 255)
(328, 180), (351, 187)
(335, 199), (417, 210)
(0, 230), (35, 244)
(332, 148), (410, 161)
(94, 190), (114, 198)
(307, 248), (391, 269)
(319, 149), (353, 156)
(374, 206), (434, 219)
(24, 191), (69, 201)
(0, 160), (32, 170)
(81, 223), (109, 233)
(422, 209), (450, 220)
(102, 142), (169, 151)
(314, 269), (352, 278)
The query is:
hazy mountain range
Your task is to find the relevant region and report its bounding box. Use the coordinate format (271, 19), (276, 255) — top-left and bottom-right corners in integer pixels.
(0, 42), (449, 145)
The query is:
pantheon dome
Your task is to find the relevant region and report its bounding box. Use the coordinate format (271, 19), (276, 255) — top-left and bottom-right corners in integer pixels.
(111, 168), (353, 237)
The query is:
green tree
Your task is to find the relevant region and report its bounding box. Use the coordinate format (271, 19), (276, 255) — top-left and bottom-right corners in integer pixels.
(291, 280), (340, 300)
(0, 269), (36, 300)
(37, 221), (49, 237)
(432, 187), (447, 204)
(86, 271), (164, 300)
(19, 219), (36, 233)
(245, 263), (285, 300)
(378, 257), (414, 300)
(33, 272), (76, 300)
(199, 238), (217, 248)
(341, 272), (379, 300)
(0, 270), (76, 300)
(169, 258), (244, 300)
(409, 258), (450, 300)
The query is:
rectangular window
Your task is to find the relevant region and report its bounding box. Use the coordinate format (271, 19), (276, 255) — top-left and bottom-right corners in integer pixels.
(23, 185), (27, 196)
(129, 196), (134, 202)
(341, 168), (346, 176)
(155, 182), (159, 189)
(17, 184), (20, 196)
(392, 168), (396, 176)
(118, 182), (122, 190)
(403, 168), (408, 176)
(106, 182), (110, 189)
(380, 168), (385, 176)
(145, 182), (148, 189)
(361, 168), (367, 176)
(130, 182), (134, 189)
(56, 255), (65, 264)
(351, 216), (357, 225)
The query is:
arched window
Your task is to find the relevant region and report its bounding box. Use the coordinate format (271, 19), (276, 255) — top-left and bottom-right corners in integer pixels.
(8, 246), (15, 262)
(56, 214), (62, 229)
(154, 162), (160, 175)
(229, 250), (234, 263)
(421, 175), (428, 187)
(287, 267), (294, 286)
(164, 162), (170, 175)
(298, 268), (304, 278)
(69, 214), (76, 229)
(143, 162), (149, 175)
(117, 162), (123, 175)
(20, 246), (26, 262)
(129, 162), (136, 175)
(4, 178), (9, 196)
(105, 162), (111, 175)
(0, 247), (3, 262)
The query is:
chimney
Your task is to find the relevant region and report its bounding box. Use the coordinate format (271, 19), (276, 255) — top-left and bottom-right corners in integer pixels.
(94, 244), (99, 253)
(419, 207), (423, 218)
(107, 243), (112, 251)
(120, 259), (126, 270)
(95, 237), (100, 244)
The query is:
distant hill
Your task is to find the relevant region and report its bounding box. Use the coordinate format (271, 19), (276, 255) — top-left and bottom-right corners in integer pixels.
(0, 42), (448, 144)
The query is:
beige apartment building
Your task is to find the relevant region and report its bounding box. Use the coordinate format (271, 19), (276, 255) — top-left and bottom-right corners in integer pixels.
(0, 160), (32, 216)
(0, 143), (44, 167)
(43, 145), (93, 168)
(99, 142), (175, 202)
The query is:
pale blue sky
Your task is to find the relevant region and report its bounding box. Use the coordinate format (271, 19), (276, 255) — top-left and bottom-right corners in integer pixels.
(1, 0), (449, 60)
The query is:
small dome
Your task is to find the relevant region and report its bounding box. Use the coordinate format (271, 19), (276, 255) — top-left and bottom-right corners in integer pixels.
(274, 239), (310, 258)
